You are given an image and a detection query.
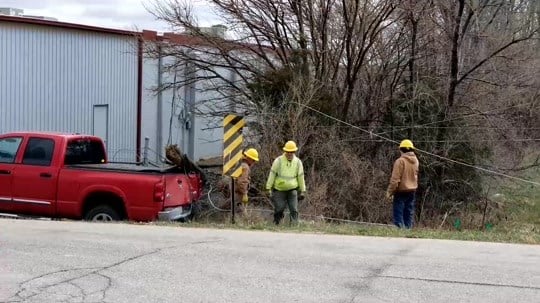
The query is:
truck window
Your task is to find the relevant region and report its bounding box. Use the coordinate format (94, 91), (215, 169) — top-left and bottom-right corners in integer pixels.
(0, 137), (23, 163)
(22, 138), (55, 166)
(65, 139), (106, 165)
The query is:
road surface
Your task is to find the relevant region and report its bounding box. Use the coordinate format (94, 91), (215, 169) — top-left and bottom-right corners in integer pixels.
(1, 218), (539, 302)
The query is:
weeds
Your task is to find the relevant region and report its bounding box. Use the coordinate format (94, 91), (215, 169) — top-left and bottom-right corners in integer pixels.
(150, 218), (539, 244)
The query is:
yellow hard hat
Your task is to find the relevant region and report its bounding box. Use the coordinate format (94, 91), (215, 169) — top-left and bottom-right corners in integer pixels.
(282, 140), (298, 152)
(399, 139), (414, 149)
(243, 148), (259, 161)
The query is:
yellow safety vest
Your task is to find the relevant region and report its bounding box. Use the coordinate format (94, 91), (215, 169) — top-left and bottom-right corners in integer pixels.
(266, 155), (306, 192)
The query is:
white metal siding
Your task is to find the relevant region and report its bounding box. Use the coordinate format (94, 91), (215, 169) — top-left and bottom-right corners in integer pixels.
(0, 22), (138, 161)
(141, 55), (188, 162)
(191, 66), (234, 161)
(141, 57), (159, 161)
(141, 55), (227, 162)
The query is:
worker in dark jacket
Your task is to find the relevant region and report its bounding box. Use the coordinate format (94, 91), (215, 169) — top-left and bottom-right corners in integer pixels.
(387, 139), (419, 229)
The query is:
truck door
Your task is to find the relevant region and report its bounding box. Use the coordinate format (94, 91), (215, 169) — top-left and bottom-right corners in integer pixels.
(0, 136), (23, 213)
(11, 137), (58, 216)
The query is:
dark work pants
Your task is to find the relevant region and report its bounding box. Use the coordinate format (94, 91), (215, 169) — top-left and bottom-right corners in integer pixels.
(271, 189), (298, 225)
(393, 191), (416, 229)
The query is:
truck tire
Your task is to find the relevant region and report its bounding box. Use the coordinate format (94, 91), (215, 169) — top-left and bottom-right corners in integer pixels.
(178, 202), (201, 223)
(191, 201), (202, 219)
(84, 205), (120, 222)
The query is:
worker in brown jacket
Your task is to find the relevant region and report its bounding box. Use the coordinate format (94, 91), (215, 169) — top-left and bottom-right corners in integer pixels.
(235, 148), (259, 214)
(386, 139), (419, 228)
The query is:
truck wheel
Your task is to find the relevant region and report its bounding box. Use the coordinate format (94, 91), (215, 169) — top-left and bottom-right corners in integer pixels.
(84, 205), (120, 222)
(191, 201), (202, 219)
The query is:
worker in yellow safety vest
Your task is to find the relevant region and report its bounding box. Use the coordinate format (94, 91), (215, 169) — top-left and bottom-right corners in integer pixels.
(266, 140), (306, 225)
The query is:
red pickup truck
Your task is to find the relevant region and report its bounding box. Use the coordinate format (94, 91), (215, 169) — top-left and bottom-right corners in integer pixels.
(0, 132), (204, 222)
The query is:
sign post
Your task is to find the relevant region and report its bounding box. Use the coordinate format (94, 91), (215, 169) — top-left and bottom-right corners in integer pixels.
(223, 114), (245, 224)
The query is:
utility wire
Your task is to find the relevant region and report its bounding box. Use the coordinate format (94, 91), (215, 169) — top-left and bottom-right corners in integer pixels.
(338, 138), (540, 143)
(292, 102), (540, 186)
(203, 186), (394, 227)
(312, 125), (540, 131)
(202, 101), (539, 225)
(371, 127), (540, 130)
(376, 100), (539, 135)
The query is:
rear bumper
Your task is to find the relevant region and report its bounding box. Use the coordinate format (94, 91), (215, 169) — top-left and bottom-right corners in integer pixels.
(158, 204), (192, 221)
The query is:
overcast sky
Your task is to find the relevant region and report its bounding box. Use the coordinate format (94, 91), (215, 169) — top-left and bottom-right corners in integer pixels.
(1, 0), (219, 31)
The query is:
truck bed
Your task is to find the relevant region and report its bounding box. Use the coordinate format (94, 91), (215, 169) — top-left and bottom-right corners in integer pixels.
(67, 163), (184, 174)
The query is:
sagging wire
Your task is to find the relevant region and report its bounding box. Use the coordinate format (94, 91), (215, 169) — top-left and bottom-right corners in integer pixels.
(202, 183), (394, 227)
(197, 101), (538, 228)
(337, 138), (540, 143)
(375, 100), (540, 135)
(204, 184), (230, 212)
(291, 101), (540, 187)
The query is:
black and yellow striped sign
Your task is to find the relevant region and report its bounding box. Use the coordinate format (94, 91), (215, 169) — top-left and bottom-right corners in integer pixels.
(223, 114), (245, 178)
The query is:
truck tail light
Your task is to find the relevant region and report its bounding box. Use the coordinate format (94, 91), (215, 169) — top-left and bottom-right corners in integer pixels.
(154, 181), (165, 202)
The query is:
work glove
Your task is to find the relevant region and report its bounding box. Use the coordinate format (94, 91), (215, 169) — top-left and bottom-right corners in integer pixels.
(242, 194), (249, 204)
(385, 191), (393, 201)
(267, 190), (272, 197)
(298, 192), (306, 201)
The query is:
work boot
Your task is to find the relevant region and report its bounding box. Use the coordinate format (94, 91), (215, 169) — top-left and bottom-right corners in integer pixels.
(290, 211), (299, 225)
(273, 212), (284, 225)
(235, 202), (244, 213)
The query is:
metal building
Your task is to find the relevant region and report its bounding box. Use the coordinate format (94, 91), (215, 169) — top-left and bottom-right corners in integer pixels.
(0, 14), (226, 163)
(140, 30), (232, 164)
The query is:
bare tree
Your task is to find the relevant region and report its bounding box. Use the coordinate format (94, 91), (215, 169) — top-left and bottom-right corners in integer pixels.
(144, 0), (402, 120)
(143, 0), (540, 227)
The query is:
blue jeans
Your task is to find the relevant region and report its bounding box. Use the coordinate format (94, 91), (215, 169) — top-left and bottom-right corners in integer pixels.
(393, 191), (416, 229)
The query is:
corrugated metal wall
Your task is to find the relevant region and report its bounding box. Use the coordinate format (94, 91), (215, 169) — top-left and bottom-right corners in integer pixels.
(141, 57), (160, 162)
(141, 55), (190, 163)
(0, 22), (138, 161)
(141, 55), (233, 162)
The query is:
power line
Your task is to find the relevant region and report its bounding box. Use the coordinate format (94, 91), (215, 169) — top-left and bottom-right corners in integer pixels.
(203, 186), (394, 227)
(373, 127), (540, 130)
(376, 100), (539, 135)
(339, 138), (540, 143)
(315, 126), (540, 130)
(291, 101), (540, 186)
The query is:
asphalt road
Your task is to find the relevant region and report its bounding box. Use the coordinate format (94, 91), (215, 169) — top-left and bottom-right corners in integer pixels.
(1, 218), (539, 303)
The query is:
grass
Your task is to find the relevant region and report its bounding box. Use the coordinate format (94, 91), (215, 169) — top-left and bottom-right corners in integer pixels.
(486, 165), (540, 244)
(147, 165), (540, 245)
(149, 209), (539, 245)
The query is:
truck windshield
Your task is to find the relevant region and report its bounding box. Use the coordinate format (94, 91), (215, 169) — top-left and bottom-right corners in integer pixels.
(64, 139), (106, 165)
